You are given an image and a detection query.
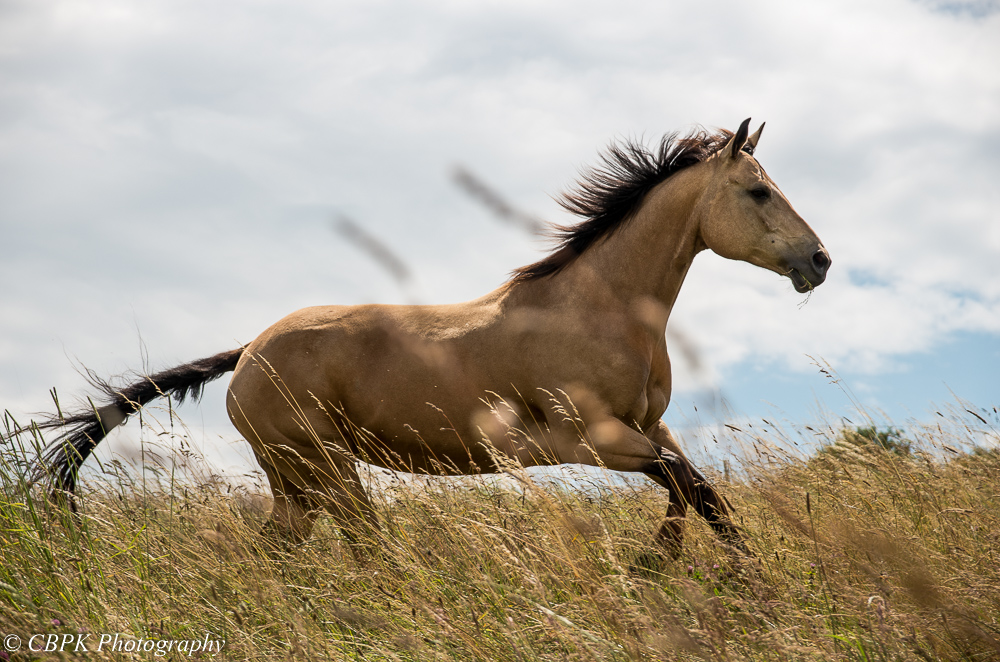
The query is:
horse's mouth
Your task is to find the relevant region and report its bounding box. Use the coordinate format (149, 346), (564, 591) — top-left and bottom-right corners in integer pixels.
(788, 268), (813, 293)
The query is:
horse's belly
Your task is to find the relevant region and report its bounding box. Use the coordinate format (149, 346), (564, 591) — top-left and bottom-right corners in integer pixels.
(334, 379), (527, 475)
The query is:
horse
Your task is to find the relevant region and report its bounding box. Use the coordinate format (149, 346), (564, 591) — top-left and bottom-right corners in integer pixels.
(30, 118), (830, 556)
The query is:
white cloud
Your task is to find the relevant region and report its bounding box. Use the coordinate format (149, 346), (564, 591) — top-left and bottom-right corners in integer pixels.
(1, 0), (997, 443)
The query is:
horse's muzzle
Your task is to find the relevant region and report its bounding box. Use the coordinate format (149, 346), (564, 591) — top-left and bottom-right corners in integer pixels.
(788, 246), (831, 292)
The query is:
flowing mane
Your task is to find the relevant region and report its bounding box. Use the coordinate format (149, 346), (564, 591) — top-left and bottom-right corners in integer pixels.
(510, 128), (734, 283)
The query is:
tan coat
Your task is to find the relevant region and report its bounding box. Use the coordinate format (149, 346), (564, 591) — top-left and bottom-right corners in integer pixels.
(224, 120), (830, 549)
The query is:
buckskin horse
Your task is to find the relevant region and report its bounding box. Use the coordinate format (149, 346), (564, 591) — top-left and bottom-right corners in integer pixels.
(31, 119), (830, 555)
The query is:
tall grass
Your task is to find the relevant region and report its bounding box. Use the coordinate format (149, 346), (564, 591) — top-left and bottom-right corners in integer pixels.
(1, 403), (998, 661)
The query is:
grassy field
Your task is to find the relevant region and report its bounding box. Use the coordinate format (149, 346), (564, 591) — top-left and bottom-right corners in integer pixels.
(1, 404), (998, 661)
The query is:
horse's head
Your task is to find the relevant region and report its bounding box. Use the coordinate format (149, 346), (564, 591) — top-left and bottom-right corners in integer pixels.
(695, 118), (830, 293)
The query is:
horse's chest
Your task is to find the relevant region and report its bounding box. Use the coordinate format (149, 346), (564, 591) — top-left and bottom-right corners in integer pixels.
(612, 339), (671, 425)
(577, 338), (669, 421)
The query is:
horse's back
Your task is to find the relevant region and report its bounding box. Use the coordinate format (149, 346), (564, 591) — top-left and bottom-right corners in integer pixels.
(225, 296), (513, 465)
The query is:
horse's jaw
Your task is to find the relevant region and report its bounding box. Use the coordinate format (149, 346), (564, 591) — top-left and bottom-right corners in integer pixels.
(788, 268), (814, 293)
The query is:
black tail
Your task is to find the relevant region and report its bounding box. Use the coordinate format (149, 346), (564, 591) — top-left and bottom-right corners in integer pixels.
(32, 347), (244, 495)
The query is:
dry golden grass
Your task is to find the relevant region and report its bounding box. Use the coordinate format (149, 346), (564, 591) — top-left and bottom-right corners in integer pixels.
(1, 404), (998, 661)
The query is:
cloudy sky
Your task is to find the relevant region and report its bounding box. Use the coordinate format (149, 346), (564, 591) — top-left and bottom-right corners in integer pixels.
(2, 0), (998, 470)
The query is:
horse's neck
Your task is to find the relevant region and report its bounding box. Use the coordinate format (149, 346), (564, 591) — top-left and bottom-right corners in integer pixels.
(543, 175), (704, 328)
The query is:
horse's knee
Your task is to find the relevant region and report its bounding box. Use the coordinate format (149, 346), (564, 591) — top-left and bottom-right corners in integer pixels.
(657, 425), (686, 457)
(652, 448), (698, 499)
(654, 450), (723, 515)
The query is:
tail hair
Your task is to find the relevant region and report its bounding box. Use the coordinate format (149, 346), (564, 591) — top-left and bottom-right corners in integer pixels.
(30, 347), (244, 495)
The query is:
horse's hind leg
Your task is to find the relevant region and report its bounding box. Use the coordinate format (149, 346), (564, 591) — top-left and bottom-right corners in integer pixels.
(255, 458), (320, 545)
(253, 446), (381, 554)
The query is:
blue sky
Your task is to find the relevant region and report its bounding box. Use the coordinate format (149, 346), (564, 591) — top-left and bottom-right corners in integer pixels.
(1, 0), (998, 472)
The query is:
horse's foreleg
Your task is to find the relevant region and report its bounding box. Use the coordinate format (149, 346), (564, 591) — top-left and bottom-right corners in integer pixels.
(647, 446), (745, 551)
(643, 472), (687, 557)
(647, 422), (746, 553)
(644, 423), (688, 555)
(579, 419), (745, 554)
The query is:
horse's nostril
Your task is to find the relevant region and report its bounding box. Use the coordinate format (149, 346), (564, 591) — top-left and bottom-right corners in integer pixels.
(812, 250), (830, 273)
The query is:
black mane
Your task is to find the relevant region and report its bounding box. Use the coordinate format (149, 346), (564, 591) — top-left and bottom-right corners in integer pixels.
(511, 128), (733, 282)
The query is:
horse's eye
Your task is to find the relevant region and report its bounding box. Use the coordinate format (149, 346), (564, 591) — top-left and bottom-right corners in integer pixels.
(749, 187), (771, 201)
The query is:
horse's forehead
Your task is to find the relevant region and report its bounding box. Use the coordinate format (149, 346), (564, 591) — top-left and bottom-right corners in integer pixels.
(709, 149), (768, 179)
(740, 153), (765, 177)
(743, 156), (772, 184)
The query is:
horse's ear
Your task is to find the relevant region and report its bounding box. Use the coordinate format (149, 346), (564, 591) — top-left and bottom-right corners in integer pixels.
(746, 122), (765, 155)
(728, 118), (751, 159)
